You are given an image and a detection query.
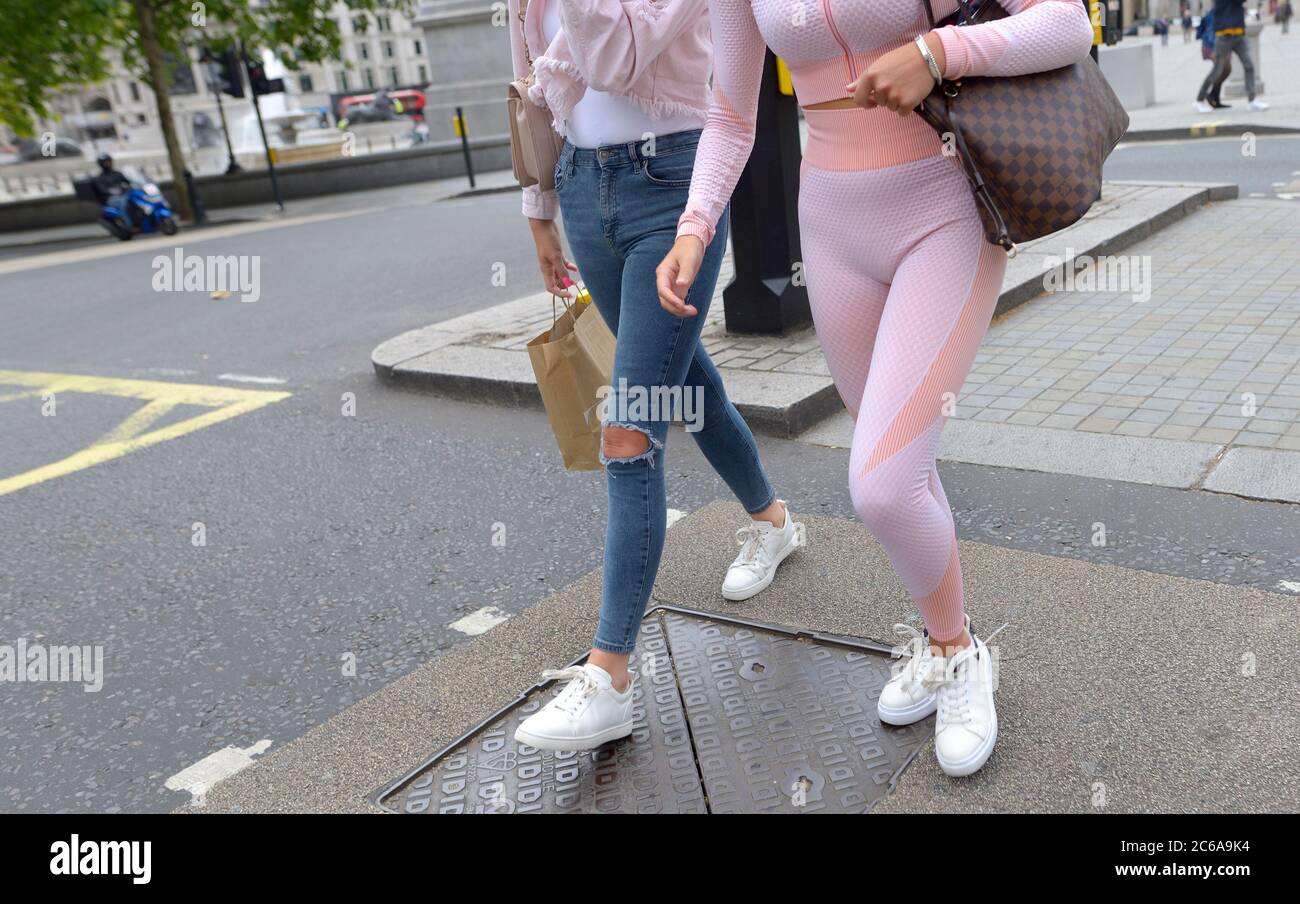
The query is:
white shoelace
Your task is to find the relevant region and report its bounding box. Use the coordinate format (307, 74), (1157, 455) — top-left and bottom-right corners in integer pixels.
(934, 623), (1009, 730)
(540, 666), (600, 718)
(937, 645), (979, 727)
(732, 524), (772, 573)
(890, 623), (939, 691)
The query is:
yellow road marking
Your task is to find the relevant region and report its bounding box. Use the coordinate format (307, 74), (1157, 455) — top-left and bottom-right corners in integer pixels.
(0, 370), (290, 497)
(93, 397), (180, 446)
(0, 388), (49, 403)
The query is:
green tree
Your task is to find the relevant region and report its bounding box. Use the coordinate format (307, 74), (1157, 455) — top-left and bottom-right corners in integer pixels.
(1, 1), (401, 221)
(0, 1), (127, 134)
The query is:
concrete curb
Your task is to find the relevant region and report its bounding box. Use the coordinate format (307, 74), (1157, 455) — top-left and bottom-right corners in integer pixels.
(800, 399), (1300, 507)
(376, 335), (845, 438)
(1121, 123), (1300, 142)
(373, 181), (1236, 438)
(1201, 446), (1300, 504)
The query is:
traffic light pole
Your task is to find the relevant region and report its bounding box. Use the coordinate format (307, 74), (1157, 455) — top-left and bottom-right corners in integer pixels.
(241, 41), (284, 211)
(201, 45), (245, 174)
(213, 89), (242, 174)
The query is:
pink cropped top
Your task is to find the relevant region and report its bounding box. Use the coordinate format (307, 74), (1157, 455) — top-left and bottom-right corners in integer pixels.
(676, 0), (1095, 244)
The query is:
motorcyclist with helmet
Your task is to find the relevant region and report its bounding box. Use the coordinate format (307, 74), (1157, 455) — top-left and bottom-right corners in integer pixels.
(92, 153), (135, 227)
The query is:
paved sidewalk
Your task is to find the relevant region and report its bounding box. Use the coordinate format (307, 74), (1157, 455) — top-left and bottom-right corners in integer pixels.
(1118, 27), (1300, 138)
(178, 502), (1300, 813)
(374, 181), (1232, 436)
(802, 197), (1300, 504)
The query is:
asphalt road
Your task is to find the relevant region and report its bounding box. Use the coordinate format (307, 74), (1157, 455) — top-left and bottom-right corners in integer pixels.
(2, 144), (1297, 812)
(1106, 133), (1300, 198)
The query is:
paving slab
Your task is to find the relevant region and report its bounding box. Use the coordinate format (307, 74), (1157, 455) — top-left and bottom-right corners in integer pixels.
(801, 197), (1300, 505)
(180, 502), (1300, 814)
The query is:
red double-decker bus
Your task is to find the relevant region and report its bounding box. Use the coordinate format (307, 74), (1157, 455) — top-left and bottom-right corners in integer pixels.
(337, 88), (427, 122)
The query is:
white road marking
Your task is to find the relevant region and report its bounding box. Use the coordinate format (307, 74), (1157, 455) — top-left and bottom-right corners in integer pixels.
(1278, 580), (1300, 594)
(165, 739), (272, 806)
(217, 373), (288, 385)
(133, 368), (198, 378)
(450, 606), (510, 636)
(666, 508), (687, 528)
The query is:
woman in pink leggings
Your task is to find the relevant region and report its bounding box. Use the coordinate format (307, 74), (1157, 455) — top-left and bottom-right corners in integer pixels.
(658, 0), (1093, 777)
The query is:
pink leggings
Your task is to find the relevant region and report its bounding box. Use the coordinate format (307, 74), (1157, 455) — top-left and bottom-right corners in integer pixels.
(799, 108), (1007, 642)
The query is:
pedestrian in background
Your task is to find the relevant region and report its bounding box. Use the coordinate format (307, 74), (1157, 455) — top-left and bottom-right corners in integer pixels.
(1183, 12), (1194, 42)
(1281, 1), (1293, 35)
(1196, 0), (1270, 112)
(1196, 7), (1233, 108)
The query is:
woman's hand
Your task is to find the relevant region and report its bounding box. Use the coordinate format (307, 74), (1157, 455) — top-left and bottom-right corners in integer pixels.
(528, 217), (578, 297)
(656, 235), (706, 317)
(846, 32), (946, 115)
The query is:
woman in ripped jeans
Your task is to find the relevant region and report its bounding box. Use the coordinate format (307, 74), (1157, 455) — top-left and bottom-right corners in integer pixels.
(507, 0), (806, 751)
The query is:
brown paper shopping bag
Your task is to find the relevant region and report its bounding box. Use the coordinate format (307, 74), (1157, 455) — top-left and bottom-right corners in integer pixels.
(527, 294), (616, 471)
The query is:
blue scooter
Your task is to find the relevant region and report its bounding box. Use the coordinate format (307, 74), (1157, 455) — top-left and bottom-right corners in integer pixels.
(76, 167), (179, 241)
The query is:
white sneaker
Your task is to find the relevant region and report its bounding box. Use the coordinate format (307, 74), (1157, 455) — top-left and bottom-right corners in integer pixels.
(1194, 100), (1214, 114)
(513, 663), (634, 751)
(933, 632), (999, 777)
(876, 618), (967, 726)
(1248, 98), (1270, 111)
(721, 501), (806, 601)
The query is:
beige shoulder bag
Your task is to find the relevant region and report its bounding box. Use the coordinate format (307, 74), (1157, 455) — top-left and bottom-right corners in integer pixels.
(508, 0), (564, 192)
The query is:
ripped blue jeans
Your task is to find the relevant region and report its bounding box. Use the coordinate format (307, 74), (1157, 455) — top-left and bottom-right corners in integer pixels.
(554, 130), (776, 654)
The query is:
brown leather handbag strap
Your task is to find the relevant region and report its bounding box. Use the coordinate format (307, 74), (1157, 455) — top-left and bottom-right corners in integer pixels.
(944, 98), (1013, 250)
(919, 0), (1014, 252)
(922, 0), (981, 29)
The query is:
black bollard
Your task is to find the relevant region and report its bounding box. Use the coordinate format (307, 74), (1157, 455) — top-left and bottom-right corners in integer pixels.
(455, 106), (476, 189)
(183, 169), (207, 224)
(721, 51), (810, 336)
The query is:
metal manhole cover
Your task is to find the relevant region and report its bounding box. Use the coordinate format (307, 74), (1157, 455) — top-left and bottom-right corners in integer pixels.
(376, 616), (706, 814)
(374, 607), (931, 814)
(662, 610), (931, 813)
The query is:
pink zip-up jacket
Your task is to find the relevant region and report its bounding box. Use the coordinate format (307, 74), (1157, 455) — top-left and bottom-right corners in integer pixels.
(508, 0), (713, 219)
(677, 0), (1096, 244)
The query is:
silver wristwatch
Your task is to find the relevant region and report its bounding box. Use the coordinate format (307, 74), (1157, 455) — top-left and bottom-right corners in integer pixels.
(914, 35), (943, 84)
